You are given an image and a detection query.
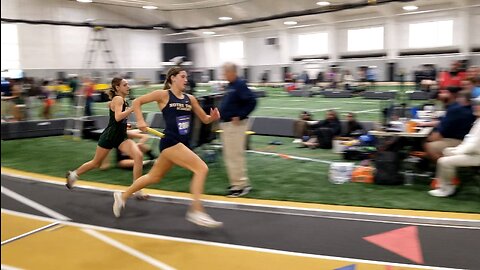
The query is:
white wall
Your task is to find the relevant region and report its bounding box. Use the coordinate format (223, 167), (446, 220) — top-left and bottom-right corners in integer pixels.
(2, 0), (162, 77)
(3, 0), (480, 82)
(244, 35), (282, 66)
(395, 10), (461, 51)
(471, 13), (480, 46)
(190, 6), (480, 82)
(336, 18), (386, 55)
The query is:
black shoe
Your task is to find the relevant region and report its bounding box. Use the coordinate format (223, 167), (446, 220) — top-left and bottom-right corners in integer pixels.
(226, 186), (252, 198)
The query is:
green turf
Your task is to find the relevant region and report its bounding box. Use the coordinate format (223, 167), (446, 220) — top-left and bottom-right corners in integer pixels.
(2, 136), (479, 213)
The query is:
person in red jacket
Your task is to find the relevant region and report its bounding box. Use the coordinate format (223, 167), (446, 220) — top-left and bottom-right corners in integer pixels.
(438, 61), (466, 89)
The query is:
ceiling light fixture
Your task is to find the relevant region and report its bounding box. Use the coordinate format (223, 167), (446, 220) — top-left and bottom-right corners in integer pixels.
(284, 21), (298, 25)
(316, 1), (330, 6)
(142, 5), (158, 10)
(77, 0), (93, 3)
(219, 16), (232, 21)
(402, 5), (418, 11)
(203, 31), (216, 35)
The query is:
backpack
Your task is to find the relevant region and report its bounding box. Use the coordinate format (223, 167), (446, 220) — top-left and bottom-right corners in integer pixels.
(317, 127), (334, 149)
(374, 151), (403, 185)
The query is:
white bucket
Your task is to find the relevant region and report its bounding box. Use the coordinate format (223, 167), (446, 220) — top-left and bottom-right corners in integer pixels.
(329, 162), (355, 184)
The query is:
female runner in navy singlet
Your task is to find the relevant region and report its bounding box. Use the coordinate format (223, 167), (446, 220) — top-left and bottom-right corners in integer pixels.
(113, 67), (223, 228)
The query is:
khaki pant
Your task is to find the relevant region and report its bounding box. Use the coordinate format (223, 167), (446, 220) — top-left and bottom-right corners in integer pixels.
(427, 138), (461, 157)
(436, 152), (480, 189)
(220, 120), (249, 189)
(294, 120), (307, 138)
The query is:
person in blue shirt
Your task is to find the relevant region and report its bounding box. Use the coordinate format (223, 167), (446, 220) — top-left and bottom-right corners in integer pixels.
(422, 87), (476, 162)
(471, 76), (480, 98)
(366, 66), (377, 90)
(219, 62), (257, 197)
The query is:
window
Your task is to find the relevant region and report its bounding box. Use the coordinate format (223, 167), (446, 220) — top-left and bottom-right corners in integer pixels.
(1, 24), (20, 70)
(347, 26), (384, 52)
(219, 40), (244, 64)
(297, 32), (328, 55)
(408, 20), (453, 48)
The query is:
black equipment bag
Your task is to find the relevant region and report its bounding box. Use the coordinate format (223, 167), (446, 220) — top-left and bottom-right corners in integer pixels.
(317, 127), (334, 149)
(374, 151), (403, 185)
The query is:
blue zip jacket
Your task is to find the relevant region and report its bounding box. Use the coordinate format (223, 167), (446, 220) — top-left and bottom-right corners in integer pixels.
(219, 78), (257, 122)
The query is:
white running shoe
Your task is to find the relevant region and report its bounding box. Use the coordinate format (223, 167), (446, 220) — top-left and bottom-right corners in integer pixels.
(113, 192), (125, 218)
(428, 187), (456, 197)
(292, 139), (302, 144)
(186, 211), (223, 228)
(65, 171), (78, 189)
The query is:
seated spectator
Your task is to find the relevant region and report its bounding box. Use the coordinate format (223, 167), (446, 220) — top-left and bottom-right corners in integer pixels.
(284, 72), (293, 83)
(341, 112), (364, 138)
(471, 76), (480, 98)
(101, 129), (156, 170)
(327, 68), (337, 89)
(461, 78), (475, 95)
(303, 110), (341, 149)
(421, 87), (476, 162)
(316, 72), (324, 84)
(465, 65), (479, 82)
(1, 79), (26, 121)
(343, 70), (355, 91)
(429, 96), (480, 197)
(292, 111), (314, 143)
(261, 70), (269, 85)
(299, 71), (310, 85)
(114, 148), (155, 169)
(40, 80), (55, 119)
(419, 65), (437, 92)
(438, 61), (466, 89)
(366, 66), (377, 90)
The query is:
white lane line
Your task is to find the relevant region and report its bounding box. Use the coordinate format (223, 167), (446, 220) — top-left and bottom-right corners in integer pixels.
(1, 264), (24, 270)
(261, 106), (308, 110)
(1, 209), (463, 270)
(1, 186), (70, 221)
(199, 202), (480, 230)
(0, 188), (176, 270)
(353, 109), (379, 113)
(3, 171), (479, 225)
(260, 106), (341, 112)
(83, 229), (176, 270)
(1, 222), (61, 246)
(248, 150), (334, 165)
(266, 99), (378, 105)
(311, 107), (340, 112)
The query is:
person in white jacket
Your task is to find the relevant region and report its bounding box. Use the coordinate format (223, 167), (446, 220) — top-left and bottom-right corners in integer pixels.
(429, 95), (480, 197)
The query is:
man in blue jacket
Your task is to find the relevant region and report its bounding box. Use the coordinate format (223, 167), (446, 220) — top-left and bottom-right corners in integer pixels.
(219, 62), (257, 197)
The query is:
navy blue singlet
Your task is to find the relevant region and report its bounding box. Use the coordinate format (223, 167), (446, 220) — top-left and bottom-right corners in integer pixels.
(159, 90), (192, 152)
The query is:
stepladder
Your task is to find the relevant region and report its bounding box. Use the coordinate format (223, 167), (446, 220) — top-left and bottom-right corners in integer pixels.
(66, 26), (118, 139)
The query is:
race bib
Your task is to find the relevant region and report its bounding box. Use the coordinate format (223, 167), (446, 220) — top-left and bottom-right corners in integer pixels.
(176, 115), (190, 135)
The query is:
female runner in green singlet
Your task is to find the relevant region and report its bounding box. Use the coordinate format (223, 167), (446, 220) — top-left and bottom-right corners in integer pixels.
(66, 77), (147, 199)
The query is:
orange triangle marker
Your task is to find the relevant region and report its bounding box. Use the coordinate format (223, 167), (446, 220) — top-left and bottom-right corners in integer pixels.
(363, 226), (424, 264)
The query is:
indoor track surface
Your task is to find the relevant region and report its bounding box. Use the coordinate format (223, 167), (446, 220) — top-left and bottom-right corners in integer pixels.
(1, 171), (479, 270)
